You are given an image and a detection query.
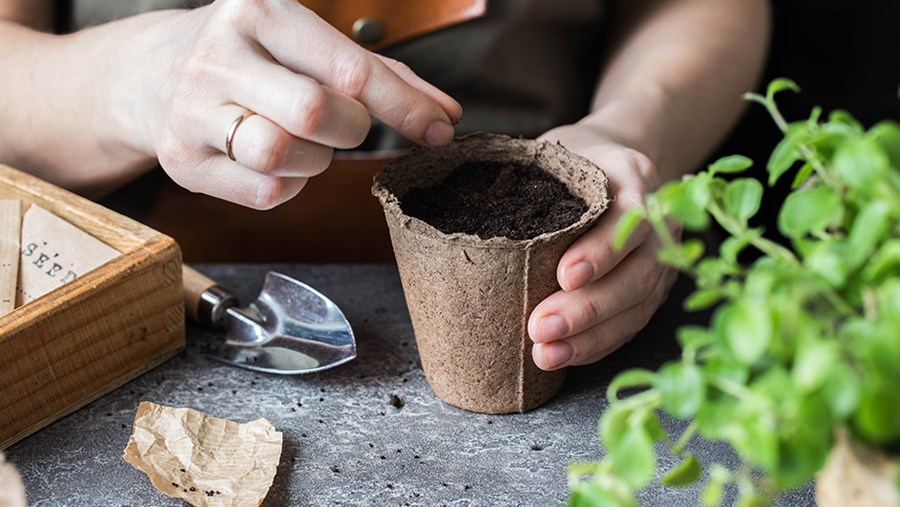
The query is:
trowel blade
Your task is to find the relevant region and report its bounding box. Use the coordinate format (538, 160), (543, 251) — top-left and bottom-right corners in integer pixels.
(205, 271), (356, 374)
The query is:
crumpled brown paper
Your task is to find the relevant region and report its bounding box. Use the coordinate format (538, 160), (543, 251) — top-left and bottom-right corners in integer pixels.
(0, 452), (27, 507)
(123, 402), (283, 507)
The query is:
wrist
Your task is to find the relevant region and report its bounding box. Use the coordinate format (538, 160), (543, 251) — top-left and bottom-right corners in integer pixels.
(579, 86), (669, 176)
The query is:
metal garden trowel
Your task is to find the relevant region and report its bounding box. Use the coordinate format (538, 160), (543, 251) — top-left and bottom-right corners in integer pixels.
(182, 265), (356, 374)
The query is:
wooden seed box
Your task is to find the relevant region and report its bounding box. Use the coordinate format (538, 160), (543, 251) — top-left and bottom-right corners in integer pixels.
(0, 165), (184, 450)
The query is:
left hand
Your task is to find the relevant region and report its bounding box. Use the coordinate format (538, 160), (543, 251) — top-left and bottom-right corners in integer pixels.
(528, 124), (679, 370)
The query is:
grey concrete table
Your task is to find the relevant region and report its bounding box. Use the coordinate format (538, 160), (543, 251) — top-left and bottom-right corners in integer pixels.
(7, 264), (815, 506)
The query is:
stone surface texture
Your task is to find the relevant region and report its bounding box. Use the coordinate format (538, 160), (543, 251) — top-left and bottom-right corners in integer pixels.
(7, 264), (815, 506)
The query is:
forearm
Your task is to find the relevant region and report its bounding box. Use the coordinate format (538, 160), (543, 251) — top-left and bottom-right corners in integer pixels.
(0, 0), (53, 31)
(580, 0), (770, 181)
(0, 14), (176, 195)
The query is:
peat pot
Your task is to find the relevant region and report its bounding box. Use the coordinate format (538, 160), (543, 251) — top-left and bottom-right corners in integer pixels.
(372, 133), (609, 413)
(817, 431), (900, 507)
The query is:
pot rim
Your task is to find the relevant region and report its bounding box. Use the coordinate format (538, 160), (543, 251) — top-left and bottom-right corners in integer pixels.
(372, 132), (610, 249)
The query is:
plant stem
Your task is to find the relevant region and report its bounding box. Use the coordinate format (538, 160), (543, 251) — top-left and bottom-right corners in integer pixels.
(672, 422), (698, 455)
(706, 200), (798, 265)
(764, 99), (837, 187)
(709, 375), (760, 405)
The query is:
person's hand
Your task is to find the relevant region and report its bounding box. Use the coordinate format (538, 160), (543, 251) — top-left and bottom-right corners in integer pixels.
(114, 0), (460, 208)
(528, 124), (679, 370)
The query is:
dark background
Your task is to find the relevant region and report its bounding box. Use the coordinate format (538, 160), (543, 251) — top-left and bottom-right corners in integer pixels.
(715, 0), (900, 228)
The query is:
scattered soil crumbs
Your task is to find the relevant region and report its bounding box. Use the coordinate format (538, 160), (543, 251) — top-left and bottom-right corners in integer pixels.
(389, 394), (405, 409)
(530, 444), (543, 451)
(401, 161), (588, 240)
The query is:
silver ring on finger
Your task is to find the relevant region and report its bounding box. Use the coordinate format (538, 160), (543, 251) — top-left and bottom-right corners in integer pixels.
(225, 111), (256, 162)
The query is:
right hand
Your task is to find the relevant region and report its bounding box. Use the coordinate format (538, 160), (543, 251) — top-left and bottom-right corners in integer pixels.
(116, 0), (461, 209)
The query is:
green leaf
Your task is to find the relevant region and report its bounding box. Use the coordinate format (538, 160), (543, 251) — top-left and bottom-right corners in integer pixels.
(567, 461), (602, 483)
(661, 454), (701, 487)
(660, 181), (709, 231)
(599, 404), (632, 451)
(606, 369), (655, 401)
(655, 362), (706, 419)
(701, 465), (731, 507)
(790, 162), (815, 189)
(610, 425), (656, 489)
(715, 301), (773, 365)
(775, 395), (834, 488)
(737, 492), (772, 507)
(846, 200), (891, 269)
(613, 207), (645, 250)
(822, 362), (861, 419)
(568, 474), (638, 507)
(833, 137), (889, 191)
(676, 326), (714, 351)
(868, 120), (900, 170)
(724, 178), (764, 224)
(708, 155), (753, 176)
(642, 411), (667, 441)
(568, 480), (634, 507)
(768, 131), (802, 185)
(729, 411), (779, 472)
(804, 242), (848, 288)
(877, 281), (900, 324)
(766, 78), (800, 101)
(861, 239), (900, 282)
(695, 258), (733, 285)
(828, 109), (864, 133)
(684, 289), (723, 311)
(720, 235), (752, 265)
(778, 185), (841, 238)
(852, 384), (900, 445)
(680, 239), (705, 266)
(792, 339), (838, 393)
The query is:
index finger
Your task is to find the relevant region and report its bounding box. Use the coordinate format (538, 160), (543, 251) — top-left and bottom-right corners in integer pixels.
(247, 2), (459, 146)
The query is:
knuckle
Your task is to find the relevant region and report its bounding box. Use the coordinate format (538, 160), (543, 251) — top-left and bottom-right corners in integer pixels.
(635, 217), (652, 238)
(577, 297), (604, 329)
(250, 128), (291, 174)
(254, 176), (289, 210)
(623, 148), (660, 188)
(639, 259), (660, 297)
(329, 53), (372, 99)
(384, 56), (411, 74)
(156, 128), (190, 170)
(222, 0), (273, 24)
(291, 86), (329, 136)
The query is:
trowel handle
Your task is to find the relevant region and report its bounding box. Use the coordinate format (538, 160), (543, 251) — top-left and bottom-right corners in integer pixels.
(182, 265), (238, 326)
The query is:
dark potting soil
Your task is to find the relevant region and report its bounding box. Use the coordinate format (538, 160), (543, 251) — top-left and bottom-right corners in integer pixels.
(400, 161), (588, 240)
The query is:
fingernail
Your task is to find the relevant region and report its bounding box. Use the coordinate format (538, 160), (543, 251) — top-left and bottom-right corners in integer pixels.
(424, 121), (454, 147)
(451, 103), (463, 125)
(563, 261), (594, 291)
(537, 314), (568, 343)
(538, 341), (574, 370)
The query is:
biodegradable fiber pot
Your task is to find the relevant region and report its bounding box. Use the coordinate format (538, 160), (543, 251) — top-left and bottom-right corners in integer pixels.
(372, 133), (610, 413)
(816, 431), (900, 507)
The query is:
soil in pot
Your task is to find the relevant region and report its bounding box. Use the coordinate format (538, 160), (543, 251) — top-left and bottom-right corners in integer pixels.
(401, 161), (588, 240)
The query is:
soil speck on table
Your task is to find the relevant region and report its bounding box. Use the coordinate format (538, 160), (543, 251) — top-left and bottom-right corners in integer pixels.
(389, 394), (404, 409)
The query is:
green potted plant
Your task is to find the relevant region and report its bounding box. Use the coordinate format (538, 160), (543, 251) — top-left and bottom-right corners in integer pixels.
(566, 79), (900, 506)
